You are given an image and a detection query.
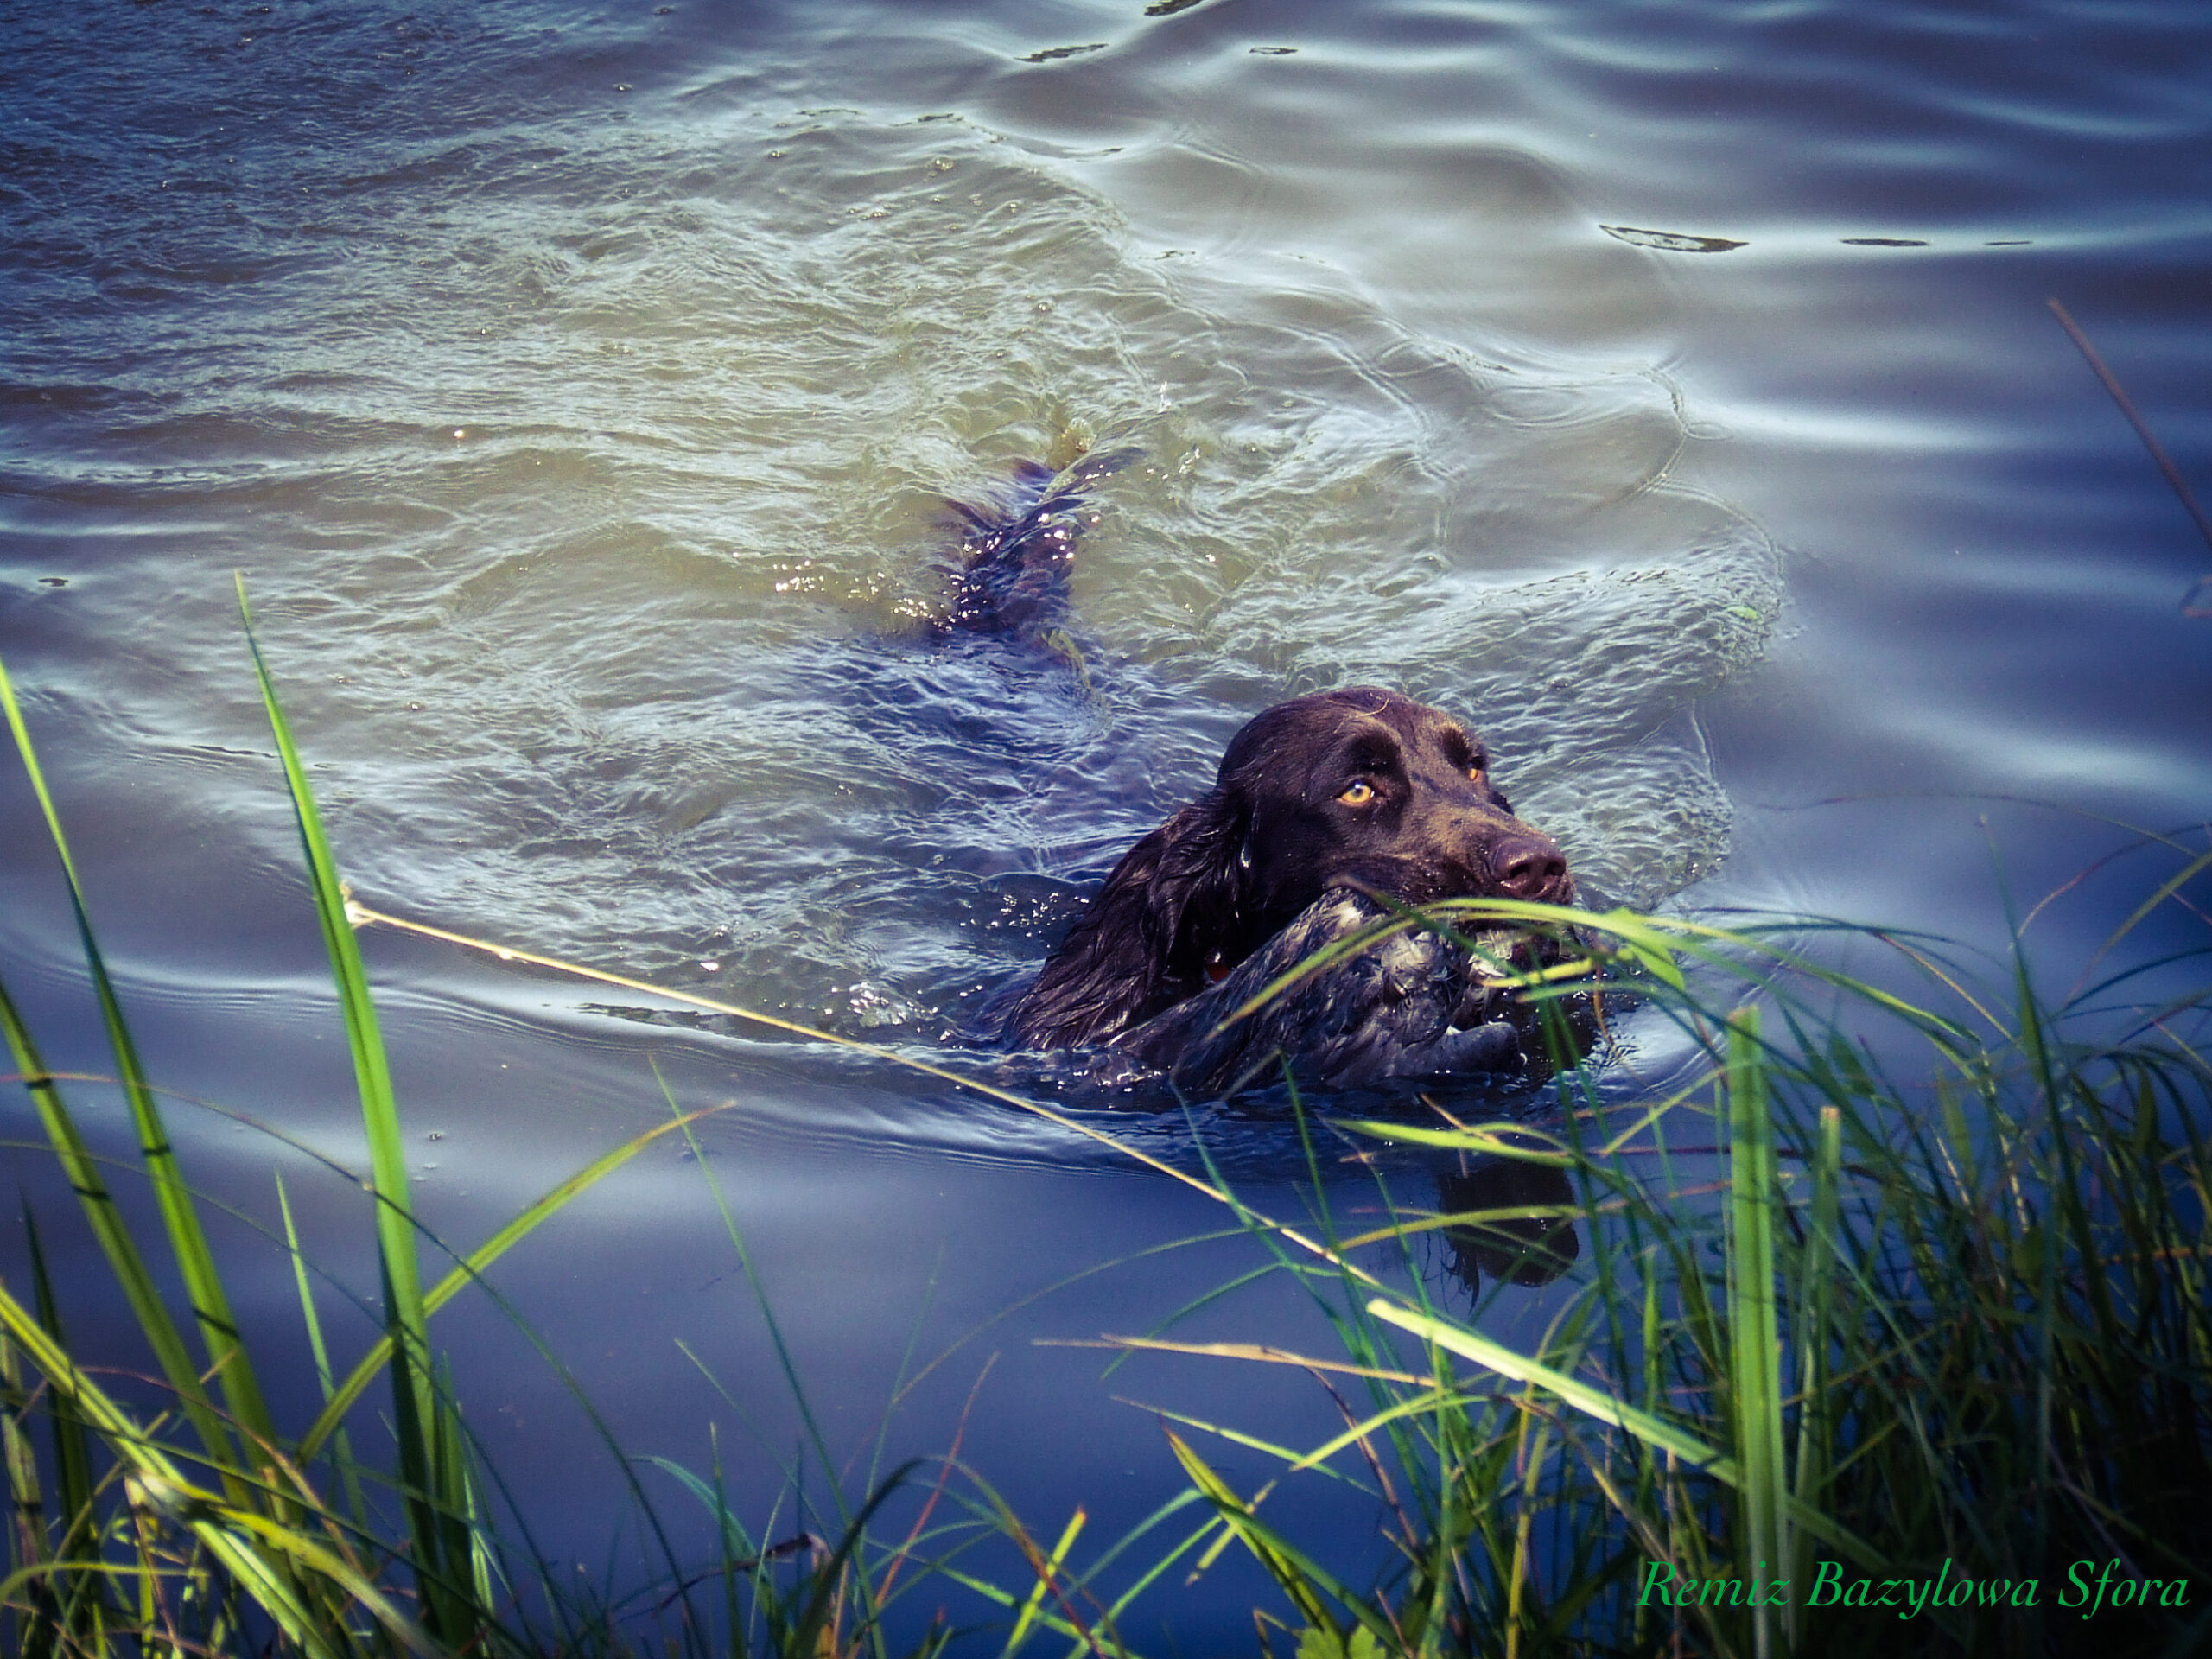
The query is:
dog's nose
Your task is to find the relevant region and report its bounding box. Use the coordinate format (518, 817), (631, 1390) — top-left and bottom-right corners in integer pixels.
(1488, 834), (1570, 901)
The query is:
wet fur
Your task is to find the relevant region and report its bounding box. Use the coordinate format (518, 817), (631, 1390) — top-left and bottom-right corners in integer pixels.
(1001, 687), (1574, 1091)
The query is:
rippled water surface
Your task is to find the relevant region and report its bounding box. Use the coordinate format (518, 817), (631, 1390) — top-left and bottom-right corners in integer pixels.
(5, 0), (2209, 1641)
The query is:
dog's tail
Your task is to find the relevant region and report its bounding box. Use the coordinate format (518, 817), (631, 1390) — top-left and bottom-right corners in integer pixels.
(940, 447), (1140, 641)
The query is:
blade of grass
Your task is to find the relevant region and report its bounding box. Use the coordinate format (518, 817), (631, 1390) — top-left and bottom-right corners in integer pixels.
(18, 1211), (99, 1592)
(1001, 1505), (1085, 1657)
(236, 582), (461, 1637)
(1163, 1431), (1335, 1643)
(235, 583), (428, 1383)
(0, 1281), (357, 1659)
(338, 895), (1402, 1305)
(297, 1103), (728, 1460)
(1725, 1008), (1786, 1659)
(1365, 1299), (1733, 1477)
(2048, 297), (2212, 558)
(1360, 1299), (1889, 1575)
(1789, 1104), (1841, 1628)
(0, 1293), (61, 1651)
(0, 970), (242, 1481)
(1, 654), (272, 1475)
(275, 1174), (369, 1535)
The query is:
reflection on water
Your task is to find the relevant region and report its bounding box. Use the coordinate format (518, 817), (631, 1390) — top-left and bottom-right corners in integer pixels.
(1436, 1152), (1582, 1301)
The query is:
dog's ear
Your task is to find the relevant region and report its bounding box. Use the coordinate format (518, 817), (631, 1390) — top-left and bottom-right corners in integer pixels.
(1007, 791), (1250, 1047)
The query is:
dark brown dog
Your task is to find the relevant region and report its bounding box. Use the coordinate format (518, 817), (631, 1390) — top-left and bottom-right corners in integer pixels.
(1006, 687), (1573, 1087)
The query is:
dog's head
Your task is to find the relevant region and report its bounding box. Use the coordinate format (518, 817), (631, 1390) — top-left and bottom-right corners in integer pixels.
(1214, 687), (1573, 930)
(1008, 687), (1574, 1048)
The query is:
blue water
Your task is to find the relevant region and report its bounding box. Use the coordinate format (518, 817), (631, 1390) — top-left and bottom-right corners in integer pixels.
(3, 0), (2209, 1645)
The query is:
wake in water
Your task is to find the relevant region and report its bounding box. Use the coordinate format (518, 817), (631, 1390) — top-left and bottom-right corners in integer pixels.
(936, 453), (1588, 1102)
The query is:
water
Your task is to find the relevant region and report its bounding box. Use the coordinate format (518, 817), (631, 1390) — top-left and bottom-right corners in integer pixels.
(4, 0), (2209, 1643)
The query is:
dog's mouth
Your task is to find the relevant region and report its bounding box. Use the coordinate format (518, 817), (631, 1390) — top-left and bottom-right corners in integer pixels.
(1447, 925), (1566, 1032)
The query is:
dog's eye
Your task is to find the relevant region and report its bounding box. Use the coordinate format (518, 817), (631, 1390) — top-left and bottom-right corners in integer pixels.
(1337, 780), (1376, 807)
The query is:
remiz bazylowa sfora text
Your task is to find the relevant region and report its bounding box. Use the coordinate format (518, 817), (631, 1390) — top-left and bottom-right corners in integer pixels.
(1637, 1558), (2193, 1619)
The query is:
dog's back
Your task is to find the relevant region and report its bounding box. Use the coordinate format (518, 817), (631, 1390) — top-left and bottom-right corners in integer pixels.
(938, 448), (1139, 644)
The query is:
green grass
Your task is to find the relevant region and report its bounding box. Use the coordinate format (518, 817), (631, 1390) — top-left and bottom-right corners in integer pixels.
(3, 616), (2208, 1656)
(1062, 886), (2212, 1657)
(0, 615), (988, 1658)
